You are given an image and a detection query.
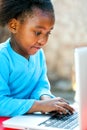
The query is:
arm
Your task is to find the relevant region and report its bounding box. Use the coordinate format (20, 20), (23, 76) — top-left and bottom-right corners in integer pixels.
(28, 50), (74, 114)
(0, 54), (35, 116)
(0, 73), (36, 116)
(30, 49), (55, 100)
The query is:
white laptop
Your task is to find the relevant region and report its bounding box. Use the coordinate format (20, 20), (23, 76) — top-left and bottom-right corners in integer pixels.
(4, 47), (87, 130)
(75, 47), (87, 130)
(3, 109), (79, 130)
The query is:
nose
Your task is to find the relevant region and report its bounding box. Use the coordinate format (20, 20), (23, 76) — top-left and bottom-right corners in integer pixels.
(38, 36), (48, 46)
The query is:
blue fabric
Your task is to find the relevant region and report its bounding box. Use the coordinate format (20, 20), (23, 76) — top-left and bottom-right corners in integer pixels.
(0, 39), (54, 117)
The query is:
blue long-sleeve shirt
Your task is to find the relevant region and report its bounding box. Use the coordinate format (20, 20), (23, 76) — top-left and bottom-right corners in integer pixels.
(0, 39), (54, 117)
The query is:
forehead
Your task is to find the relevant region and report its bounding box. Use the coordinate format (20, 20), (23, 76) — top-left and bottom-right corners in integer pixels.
(22, 8), (55, 30)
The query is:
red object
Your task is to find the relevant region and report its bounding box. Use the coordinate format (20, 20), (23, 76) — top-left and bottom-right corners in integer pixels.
(0, 117), (20, 130)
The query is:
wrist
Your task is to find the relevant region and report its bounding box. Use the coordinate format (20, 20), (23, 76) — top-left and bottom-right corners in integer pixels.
(40, 95), (52, 100)
(27, 100), (42, 113)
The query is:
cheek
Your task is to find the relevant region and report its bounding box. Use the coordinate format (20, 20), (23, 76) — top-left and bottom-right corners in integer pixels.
(22, 31), (37, 43)
(24, 35), (38, 48)
(17, 32), (36, 45)
(17, 27), (38, 45)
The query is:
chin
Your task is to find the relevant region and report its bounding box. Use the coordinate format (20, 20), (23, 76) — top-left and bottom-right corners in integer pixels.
(29, 50), (39, 55)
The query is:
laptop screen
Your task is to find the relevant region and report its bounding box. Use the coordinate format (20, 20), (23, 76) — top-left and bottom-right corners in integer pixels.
(75, 47), (87, 130)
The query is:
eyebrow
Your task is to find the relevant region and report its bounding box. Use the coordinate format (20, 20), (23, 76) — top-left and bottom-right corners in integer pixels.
(35, 25), (53, 30)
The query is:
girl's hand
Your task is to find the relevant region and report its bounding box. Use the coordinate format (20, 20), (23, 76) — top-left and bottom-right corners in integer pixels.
(39, 97), (74, 114)
(28, 97), (74, 115)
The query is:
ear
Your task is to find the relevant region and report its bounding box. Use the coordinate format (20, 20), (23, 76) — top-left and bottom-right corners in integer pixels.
(7, 19), (19, 33)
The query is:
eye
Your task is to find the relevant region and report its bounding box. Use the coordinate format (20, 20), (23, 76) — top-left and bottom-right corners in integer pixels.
(35, 31), (42, 36)
(46, 32), (51, 36)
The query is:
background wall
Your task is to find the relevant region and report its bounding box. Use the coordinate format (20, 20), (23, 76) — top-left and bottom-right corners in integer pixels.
(44, 0), (87, 90)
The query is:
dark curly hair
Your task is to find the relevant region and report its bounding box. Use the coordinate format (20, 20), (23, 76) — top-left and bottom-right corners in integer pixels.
(0, 0), (54, 27)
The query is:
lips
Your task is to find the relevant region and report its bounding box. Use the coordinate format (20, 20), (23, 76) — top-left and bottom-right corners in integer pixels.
(33, 46), (41, 50)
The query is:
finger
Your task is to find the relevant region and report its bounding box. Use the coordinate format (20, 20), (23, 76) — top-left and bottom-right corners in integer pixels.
(41, 111), (46, 114)
(55, 104), (68, 114)
(57, 97), (70, 104)
(55, 101), (74, 113)
(60, 103), (75, 113)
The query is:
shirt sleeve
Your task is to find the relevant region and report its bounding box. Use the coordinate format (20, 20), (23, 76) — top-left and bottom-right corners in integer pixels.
(0, 54), (35, 117)
(30, 50), (55, 100)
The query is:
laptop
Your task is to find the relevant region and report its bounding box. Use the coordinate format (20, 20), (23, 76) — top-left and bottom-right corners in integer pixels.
(3, 48), (85, 130)
(3, 109), (79, 130)
(75, 47), (87, 130)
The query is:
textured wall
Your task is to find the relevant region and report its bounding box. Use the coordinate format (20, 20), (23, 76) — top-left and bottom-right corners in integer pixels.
(44, 0), (87, 84)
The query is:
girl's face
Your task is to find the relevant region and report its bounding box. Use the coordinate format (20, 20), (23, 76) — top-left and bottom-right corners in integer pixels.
(9, 8), (55, 58)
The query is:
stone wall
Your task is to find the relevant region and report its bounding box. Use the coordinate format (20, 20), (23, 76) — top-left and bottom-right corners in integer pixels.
(0, 0), (87, 89)
(44, 0), (87, 87)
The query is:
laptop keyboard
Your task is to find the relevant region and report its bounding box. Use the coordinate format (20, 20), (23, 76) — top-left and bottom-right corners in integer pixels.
(39, 112), (78, 130)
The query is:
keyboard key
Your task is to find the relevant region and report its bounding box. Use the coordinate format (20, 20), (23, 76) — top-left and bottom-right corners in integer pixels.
(39, 112), (78, 130)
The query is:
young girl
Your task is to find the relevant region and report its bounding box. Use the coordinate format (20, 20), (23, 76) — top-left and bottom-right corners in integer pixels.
(0, 0), (74, 116)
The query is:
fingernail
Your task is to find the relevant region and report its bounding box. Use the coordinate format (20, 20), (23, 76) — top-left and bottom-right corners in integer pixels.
(59, 112), (63, 114)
